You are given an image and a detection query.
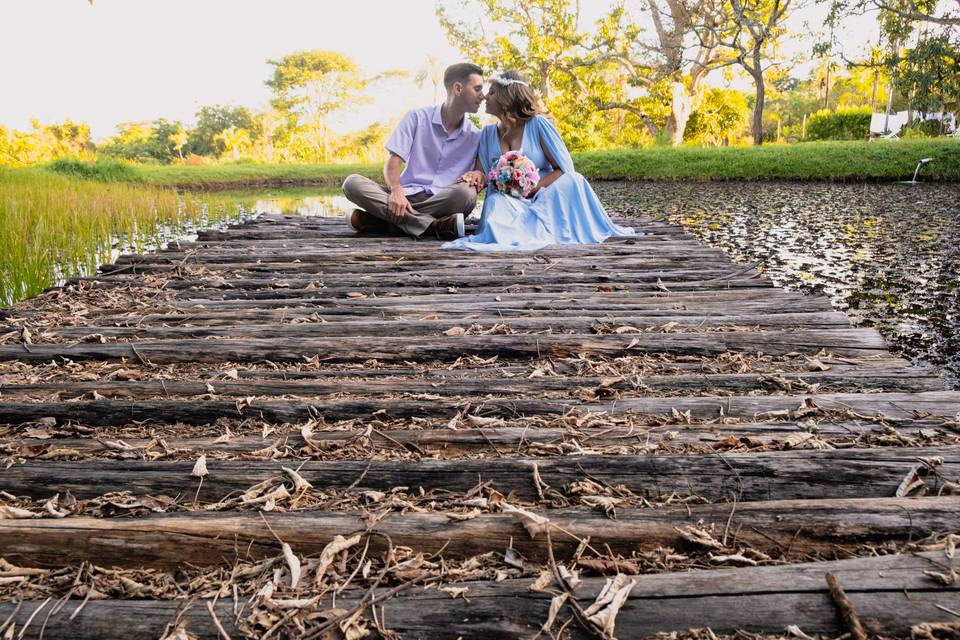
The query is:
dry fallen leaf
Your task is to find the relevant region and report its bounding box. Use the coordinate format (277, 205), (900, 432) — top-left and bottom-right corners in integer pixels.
(584, 574), (638, 640)
(282, 542), (302, 589)
(439, 586), (469, 599)
(443, 326), (466, 336)
(314, 534), (362, 585)
(675, 525), (724, 550)
(282, 466), (314, 493)
(191, 454), (208, 478)
(0, 505), (40, 519)
(502, 502), (550, 539)
(541, 593), (569, 634)
(528, 568), (553, 592)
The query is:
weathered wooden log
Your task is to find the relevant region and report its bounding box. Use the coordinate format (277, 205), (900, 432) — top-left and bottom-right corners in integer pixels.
(1, 552), (957, 639)
(92, 255), (739, 278)
(157, 296), (835, 315)
(108, 244), (730, 269)
(3, 446), (958, 502)
(162, 279), (771, 302)
(2, 497), (956, 569)
(0, 365), (943, 401)
(0, 329), (889, 364)
(37, 312), (856, 343)
(11, 416), (953, 460)
(1, 391), (957, 426)
(89, 266), (767, 292)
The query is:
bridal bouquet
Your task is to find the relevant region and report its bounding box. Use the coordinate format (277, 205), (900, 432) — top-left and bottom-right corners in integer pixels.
(488, 151), (540, 198)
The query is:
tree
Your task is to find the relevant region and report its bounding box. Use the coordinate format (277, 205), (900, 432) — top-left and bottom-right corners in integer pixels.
(865, 0), (959, 26)
(266, 50), (369, 162)
(709, 0), (794, 144)
(585, 0), (729, 145)
(169, 124), (188, 160)
(99, 119), (183, 163)
(889, 34), (960, 117)
(685, 87), (751, 143)
(415, 54), (445, 104)
(187, 105), (257, 157)
(437, 0), (653, 149)
(0, 120), (94, 166)
(213, 126), (252, 161)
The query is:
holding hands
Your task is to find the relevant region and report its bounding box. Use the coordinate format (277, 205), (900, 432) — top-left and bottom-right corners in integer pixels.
(457, 170), (486, 193)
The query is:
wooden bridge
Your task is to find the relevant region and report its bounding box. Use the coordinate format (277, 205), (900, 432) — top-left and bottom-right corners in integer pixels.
(0, 212), (958, 638)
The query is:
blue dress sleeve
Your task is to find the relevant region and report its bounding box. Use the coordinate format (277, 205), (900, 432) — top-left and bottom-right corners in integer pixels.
(533, 115), (575, 174)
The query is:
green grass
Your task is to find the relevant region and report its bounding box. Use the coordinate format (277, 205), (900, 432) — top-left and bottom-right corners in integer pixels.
(133, 162), (381, 189)
(0, 168), (237, 304)
(45, 139), (960, 188)
(574, 139), (960, 181)
(47, 157), (145, 182)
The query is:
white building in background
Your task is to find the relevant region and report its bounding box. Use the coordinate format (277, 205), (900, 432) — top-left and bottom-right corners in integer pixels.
(871, 110), (958, 136)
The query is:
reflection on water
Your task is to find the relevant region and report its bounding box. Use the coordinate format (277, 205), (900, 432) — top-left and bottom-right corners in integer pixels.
(224, 187), (350, 218)
(225, 182), (960, 388)
(596, 181), (960, 388)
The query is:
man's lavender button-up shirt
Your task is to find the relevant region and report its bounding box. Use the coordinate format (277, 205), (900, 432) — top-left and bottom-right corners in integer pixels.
(385, 105), (481, 196)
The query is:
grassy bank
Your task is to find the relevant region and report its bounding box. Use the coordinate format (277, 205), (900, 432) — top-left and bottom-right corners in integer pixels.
(575, 139), (960, 181)
(0, 168), (236, 303)
(44, 139), (960, 188)
(136, 162), (380, 189)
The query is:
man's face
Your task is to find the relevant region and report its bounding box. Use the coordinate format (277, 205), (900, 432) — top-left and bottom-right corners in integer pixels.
(455, 73), (485, 113)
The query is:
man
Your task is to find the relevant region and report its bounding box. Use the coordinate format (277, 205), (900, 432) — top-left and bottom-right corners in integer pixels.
(342, 62), (485, 240)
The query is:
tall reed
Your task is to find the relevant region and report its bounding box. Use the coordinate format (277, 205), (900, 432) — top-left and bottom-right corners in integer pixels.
(0, 168), (236, 304)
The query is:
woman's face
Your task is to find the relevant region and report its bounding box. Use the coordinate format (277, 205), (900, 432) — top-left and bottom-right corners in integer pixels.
(484, 84), (503, 117)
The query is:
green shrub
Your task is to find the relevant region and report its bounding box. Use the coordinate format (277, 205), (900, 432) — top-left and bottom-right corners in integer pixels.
(805, 107), (872, 141)
(900, 119), (940, 138)
(45, 158), (144, 182)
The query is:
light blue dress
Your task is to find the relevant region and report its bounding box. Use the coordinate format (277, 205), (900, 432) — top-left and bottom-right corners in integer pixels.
(442, 115), (638, 252)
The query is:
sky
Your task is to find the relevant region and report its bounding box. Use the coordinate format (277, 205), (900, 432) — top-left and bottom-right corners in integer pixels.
(1, 0), (880, 141)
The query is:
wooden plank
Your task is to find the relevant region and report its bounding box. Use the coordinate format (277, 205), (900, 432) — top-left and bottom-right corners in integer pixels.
(2, 391), (956, 425)
(2, 497), (955, 569)
(8, 418), (954, 459)
(0, 366), (943, 400)
(35, 312), (857, 342)
(3, 446), (958, 502)
(1, 552), (956, 639)
(0, 329), (890, 364)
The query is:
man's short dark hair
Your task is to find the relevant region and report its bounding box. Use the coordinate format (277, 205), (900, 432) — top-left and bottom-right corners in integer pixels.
(443, 63), (483, 91)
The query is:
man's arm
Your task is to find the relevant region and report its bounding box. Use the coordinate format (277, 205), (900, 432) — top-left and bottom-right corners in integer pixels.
(383, 153), (414, 225)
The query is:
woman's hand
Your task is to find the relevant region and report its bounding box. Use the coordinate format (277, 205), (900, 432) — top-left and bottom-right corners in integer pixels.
(458, 170), (486, 192)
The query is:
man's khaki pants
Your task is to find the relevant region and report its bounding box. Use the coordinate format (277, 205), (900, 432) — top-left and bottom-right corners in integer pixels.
(342, 174), (477, 237)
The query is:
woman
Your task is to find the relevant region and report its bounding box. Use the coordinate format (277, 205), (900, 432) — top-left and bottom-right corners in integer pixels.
(443, 71), (638, 251)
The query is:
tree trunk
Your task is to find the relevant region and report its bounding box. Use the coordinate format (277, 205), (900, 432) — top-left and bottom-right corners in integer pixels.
(823, 64), (831, 109)
(752, 69), (766, 145)
(667, 81), (697, 146)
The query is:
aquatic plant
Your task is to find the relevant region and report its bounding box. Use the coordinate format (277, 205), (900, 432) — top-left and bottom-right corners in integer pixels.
(0, 168), (236, 304)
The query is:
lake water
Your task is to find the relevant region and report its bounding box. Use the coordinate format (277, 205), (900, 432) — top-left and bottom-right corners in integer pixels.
(222, 182), (960, 388)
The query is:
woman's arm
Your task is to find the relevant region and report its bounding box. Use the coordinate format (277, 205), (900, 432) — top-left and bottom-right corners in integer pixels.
(529, 138), (563, 197)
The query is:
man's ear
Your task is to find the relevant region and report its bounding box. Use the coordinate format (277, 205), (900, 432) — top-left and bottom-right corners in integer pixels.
(451, 81), (463, 96)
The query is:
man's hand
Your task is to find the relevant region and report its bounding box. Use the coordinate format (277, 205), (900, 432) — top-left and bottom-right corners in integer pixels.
(458, 170), (486, 192)
(388, 186), (415, 225)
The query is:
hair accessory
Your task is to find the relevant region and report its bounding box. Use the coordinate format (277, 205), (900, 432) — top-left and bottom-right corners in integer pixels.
(490, 74), (528, 87)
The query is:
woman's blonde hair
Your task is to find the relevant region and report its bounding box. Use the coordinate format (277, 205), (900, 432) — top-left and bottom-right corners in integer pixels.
(489, 71), (543, 122)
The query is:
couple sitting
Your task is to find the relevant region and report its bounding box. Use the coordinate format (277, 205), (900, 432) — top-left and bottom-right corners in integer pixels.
(342, 63), (636, 252)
